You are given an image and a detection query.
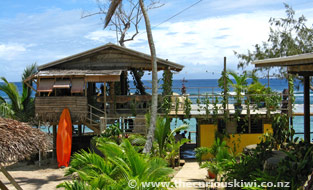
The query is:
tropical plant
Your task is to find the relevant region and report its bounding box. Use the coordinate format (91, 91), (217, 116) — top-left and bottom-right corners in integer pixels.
(194, 147), (209, 165)
(209, 138), (232, 161)
(200, 161), (221, 179)
(247, 80), (266, 106)
(0, 63), (37, 121)
(228, 71), (248, 108)
(166, 137), (189, 168)
(101, 123), (121, 139)
(58, 139), (173, 189)
(154, 116), (188, 158)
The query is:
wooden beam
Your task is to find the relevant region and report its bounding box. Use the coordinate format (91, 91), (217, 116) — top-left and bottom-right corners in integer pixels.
(24, 81), (37, 93)
(304, 76), (311, 143)
(85, 75), (120, 82)
(0, 164), (22, 190)
(0, 180), (9, 190)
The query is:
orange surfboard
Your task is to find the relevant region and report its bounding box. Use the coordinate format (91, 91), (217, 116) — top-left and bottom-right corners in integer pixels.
(57, 108), (72, 168)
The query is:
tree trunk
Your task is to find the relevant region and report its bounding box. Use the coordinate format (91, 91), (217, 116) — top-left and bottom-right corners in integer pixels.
(140, 0), (157, 154)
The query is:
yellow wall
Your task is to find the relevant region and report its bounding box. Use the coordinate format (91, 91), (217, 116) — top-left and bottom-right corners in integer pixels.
(200, 123), (273, 158)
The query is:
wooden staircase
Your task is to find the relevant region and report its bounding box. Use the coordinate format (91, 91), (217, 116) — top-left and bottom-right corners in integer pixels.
(83, 104), (105, 134)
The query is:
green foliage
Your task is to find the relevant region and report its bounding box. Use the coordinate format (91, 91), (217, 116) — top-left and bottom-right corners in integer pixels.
(236, 4), (313, 79)
(154, 117), (171, 157)
(271, 114), (294, 149)
(0, 63), (37, 121)
(201, 138), (234, 178)
(194, 147), (209, 165)
(223, 131), (312, 189)
(228, 71), (248, 106)
(154, 116), (188, 158)
(183, 96), (191, 119)
(244, 143), (313, 189)
(203, 94), (210, 120)
(212, 96), (219, 124)
(57, 180), (96, 190)
(60, 139), (174, 189)
(102, 124), (121, 139)
(166, 137), (189, 168)
(161, 69), (173, 116)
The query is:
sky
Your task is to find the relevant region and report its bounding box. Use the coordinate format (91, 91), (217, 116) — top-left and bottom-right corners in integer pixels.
(1, 0), (313, 81)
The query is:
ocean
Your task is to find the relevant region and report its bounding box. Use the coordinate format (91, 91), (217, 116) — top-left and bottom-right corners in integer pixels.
(0, 78), (310, 142)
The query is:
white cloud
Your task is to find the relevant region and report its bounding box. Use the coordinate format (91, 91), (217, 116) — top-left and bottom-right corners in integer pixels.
(0, 43), (27, 60)
(2, 2), (313, 81)
(84, 30), (116, 43)
(116, 7), (313, 78)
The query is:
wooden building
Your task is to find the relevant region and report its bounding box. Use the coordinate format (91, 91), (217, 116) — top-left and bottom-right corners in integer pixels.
(25, 43), (184, 134)
(253, 53), (313, 142)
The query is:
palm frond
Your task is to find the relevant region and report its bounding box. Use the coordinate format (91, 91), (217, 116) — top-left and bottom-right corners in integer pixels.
(21, 63), (37, 110)
(169, 124), (189, 138)
(0, 77), (21, 113)
(104, 0), (122, 28)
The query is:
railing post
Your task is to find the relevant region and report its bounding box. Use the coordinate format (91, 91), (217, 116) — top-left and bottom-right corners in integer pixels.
(247, 95), (251, 133)
(90, 106), (92, 125)
(122, 117), (125, 137)
(100, 117), (105, 133)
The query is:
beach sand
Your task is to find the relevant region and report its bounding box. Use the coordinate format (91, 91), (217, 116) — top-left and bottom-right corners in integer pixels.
(0, 163), (71, 190)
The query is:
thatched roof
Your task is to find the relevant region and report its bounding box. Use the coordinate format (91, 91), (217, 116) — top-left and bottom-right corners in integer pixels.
(0, 117), (51, 163)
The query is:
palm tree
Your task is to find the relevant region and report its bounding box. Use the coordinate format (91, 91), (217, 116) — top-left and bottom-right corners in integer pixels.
(0, 63), (37, 121)
(104, 0), (158, 154)
(58, 139), (173, 189)
(228, 71), (248, 108)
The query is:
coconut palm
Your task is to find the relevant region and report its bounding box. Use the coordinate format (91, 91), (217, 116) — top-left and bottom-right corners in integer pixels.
(58, 139), (173, 189)
(104, 0), (158, 154)
(0, 63), (37, 121)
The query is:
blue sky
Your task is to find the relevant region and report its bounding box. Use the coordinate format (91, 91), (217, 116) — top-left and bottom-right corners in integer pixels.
(1, 0), (313, 81)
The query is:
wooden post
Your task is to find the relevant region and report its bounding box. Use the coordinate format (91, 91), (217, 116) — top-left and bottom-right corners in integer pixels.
(0, 179), (9, 190)
(84, 81), (87, 97)
(104, 82), (107, 128)
(100, 117), (105, 134)
(0, 164), (22, 190)
(247, 95), (251, 133)
(109, 82), (115, 114)
(304, 75), (310, 143)
(223, 57), (229, 123)
(53, 125), (57, 160)
(288, 74), (293, 127)
(78, 124), (82, 136)
(90, 106), (92, 125)
(122, 117), (125, 138)
(38, 150), (41, 167)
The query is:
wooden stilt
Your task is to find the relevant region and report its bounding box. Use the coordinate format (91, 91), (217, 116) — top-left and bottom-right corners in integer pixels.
(53, 125), (57, 159)
(0, 164), (22, 190)
(78, 124), (82, 136)
(304, 76), (310, 143)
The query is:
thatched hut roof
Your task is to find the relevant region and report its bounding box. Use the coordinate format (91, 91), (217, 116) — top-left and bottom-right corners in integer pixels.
(0, 117), (50, 163)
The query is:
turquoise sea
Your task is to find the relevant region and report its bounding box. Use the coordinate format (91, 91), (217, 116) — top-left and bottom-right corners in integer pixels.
(0, 78), (311, 142)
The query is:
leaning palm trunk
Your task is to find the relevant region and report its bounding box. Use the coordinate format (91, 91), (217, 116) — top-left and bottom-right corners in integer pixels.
(139, 0), (157, 154)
